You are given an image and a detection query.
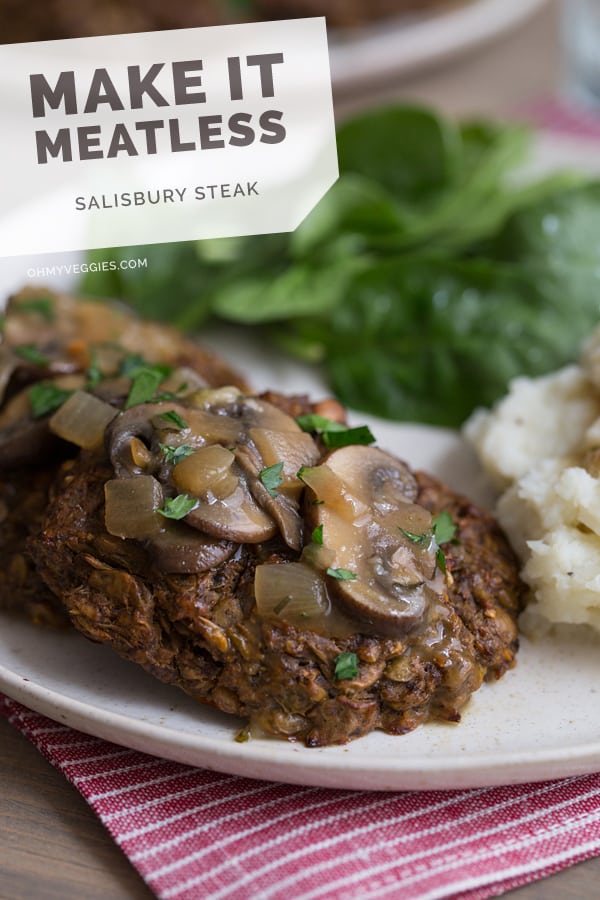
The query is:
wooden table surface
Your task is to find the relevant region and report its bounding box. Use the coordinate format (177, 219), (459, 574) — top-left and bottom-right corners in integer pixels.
(3, 2), (600, 898)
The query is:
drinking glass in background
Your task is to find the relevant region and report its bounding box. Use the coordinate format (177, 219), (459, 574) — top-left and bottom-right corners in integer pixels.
(562, 0), (600, 108)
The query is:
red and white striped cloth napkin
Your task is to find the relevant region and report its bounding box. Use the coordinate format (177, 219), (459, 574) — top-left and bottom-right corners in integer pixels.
(523, 96), (600, 140)
(3, 692), (600, 900)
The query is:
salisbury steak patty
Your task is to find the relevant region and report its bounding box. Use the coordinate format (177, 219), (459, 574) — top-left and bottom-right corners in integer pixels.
(31, 428), (523, 746)
(0, 287), (247, 622)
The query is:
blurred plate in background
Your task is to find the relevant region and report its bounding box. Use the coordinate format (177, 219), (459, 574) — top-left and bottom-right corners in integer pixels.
(330, 0), (549, 91)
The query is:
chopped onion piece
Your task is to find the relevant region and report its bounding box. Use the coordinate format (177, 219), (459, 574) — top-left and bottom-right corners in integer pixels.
(185, 408), (242, 443)
(171, 444), (238, 499)
(104, 475), (164, 539)
(300, 463), (369, 519)
(254, 561), (331, 625)
(49, 390), (118, 449)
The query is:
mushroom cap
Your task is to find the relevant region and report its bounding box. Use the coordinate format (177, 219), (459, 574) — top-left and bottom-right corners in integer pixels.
(304, 445), (442, 637)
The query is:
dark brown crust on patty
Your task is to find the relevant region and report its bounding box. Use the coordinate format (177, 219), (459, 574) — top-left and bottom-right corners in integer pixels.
(0, 466), (70, 627)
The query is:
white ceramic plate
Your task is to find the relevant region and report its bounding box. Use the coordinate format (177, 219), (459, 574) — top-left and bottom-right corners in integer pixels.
(1, 340), (599, 791)
(329, 0), (549, 91)
(2, 131), (600, 791)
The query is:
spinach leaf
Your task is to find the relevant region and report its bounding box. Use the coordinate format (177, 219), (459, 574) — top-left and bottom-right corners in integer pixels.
(336, 105), (462, 204)
(288, 255), (600, 427)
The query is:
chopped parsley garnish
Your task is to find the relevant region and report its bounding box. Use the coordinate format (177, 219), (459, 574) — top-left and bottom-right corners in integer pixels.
(159, 410), (188, 430)
(322, 425), (375, 449)
(399, 528), (431, 548)
(296, 414), (375, 448)
(334, 652), (359, 681)
(311, 524), (324, 545)
(432, 510), (457, 545)
(119, 353), (148, 377)
(15, 296), (54, 321)
(154, 382), (189, 402)
(260, 461), (284, 497)
(14, 344), (48, 365)
(435, 548), (448, 574)
(159, 443), (195, 465)
(296, 414), (347, 434)
(158, 494), (199, 520)
(28, 382), (73, 418)
(86, 350), (103, 388)
(326, 567), (357, 581)
(125, 367), (165, 409)
(400, 511), (458, 574)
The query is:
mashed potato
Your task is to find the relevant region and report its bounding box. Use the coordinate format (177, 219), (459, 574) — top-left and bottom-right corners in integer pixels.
(464, 330), (600, 636)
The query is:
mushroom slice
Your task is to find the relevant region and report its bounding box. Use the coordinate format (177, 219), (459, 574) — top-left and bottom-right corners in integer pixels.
(248, 427), (320, 499)
(235, 440), (304, 551)
(333, 579), (429, 638)
(324, 444), (418, 510)
(238, 396), (304, 433)
(0, 408), (54, 467)
(185, 482), (277, 543)
(0, 376), (82, 468)
(105, 401), (218, 477)
(105, 402), (186, 477)
(304, 445), (441, 637)
(146, 523), (236, 573)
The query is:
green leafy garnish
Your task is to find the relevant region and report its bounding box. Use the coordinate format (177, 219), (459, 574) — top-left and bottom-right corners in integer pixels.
(400, 512), (457, 574)
(436, 548), (448, 575)
(400, 528), (431, 548)
(296, 415), (374, 448)
(326, 567), (357, 581)
(28, 382), (73, 418)
(334, 652), (359, 681)
(159, 443), (195, 465)
(260, 461), (284, 497)
(159, 410), (188, 430)
(119, 353), (148, 377)
(323, 425), (375, 449)
(125, 367), (165, 409)
(296, 414), (347, 434)
(311, 524), (324, 545)
(432, 511), (457, 545)
(15, 296), (54, 321)
(86, 349), (103, 388)
(14, 344), (48, 365)
(154, 383), (189, 402)
(433, 511), (458, 573)
(158, 494), (199, 519)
